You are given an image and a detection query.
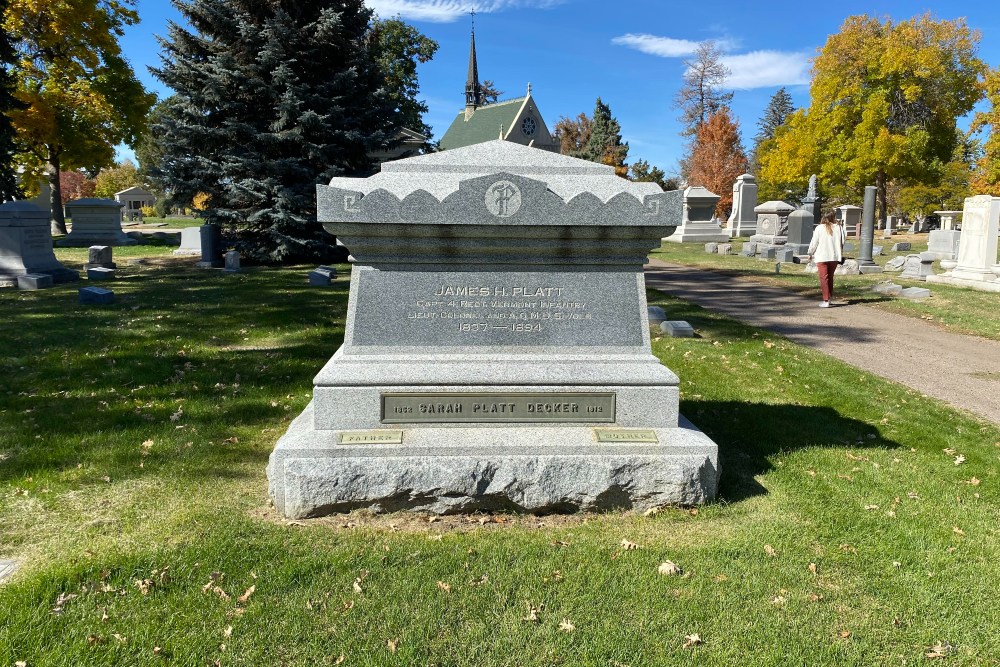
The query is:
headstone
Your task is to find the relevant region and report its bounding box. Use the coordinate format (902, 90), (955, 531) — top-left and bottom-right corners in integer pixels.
(800, 174), (821, 223)
(750, 200), (796, 246)
(883, 215), (897, 239)
(872, 245), (883, 257)
(196, 223), (225, 268)
(59, 198), (137, 246)
(647, 306), (666, 328)
(660, 320), (695, 338)
(871, 282), (903, 296)
(0, 201), (79, 284)
(717, 243), (733, 255)
(835, 259), (861, 275)
(0, 558), (19, 584)
(891, 242), (911, 252)
(884, 256), (907, 271)
(704, 242), (718, 254)
(927, 229), (962, 261)
(843, 241), (855, 253)
(740, 241), (757, 257)
(758, 246), (777, 260)
(86, 267), (115, 280)
(16, 272), (52, 290)
(727, 174), (758, 238)
(934, 210), (962, 231)
(835, 205), (862, 235)
(857, 185), (882, 274)
(267, 140), (719, 517)
(79, 286), (114, 305)
(85, 245), (115, 270)
(309, 267), (335, 286)
(663, 186), (728, 243)
(899, 254), (934, 281)
(775, 247), (796, 263)
(223, 250), (240, 273)
(174, 226), (204, 256)
(785, 209), (814, 255)
(900, 286), (931, 299)
(948, 196), (1000, 283)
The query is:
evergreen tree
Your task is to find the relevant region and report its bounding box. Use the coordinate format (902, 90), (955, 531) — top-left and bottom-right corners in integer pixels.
(153, 0), (401, 263)
(629, 159), (678, 191)
(583, 98), (628, 177)
(750, 87), (794, 171)
(0, 0), (21, 201)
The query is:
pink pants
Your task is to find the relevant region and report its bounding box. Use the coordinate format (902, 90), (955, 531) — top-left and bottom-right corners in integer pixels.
(816, 261), (838, 301)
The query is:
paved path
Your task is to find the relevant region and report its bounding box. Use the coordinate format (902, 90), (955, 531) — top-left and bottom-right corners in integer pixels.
(644, 258), (1000, 424)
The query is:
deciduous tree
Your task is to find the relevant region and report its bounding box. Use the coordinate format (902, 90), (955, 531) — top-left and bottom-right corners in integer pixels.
(153, 0), (403, 263)
(758, 14), (986, 224)
(94, 159), (141, 199)
(0, 0), (22, 201)
(5, 0), (154, 232)
(971, 67), (1000, 196)
(687, 107), (748, 218)
(553, 112), (590, 158)
(674, 41), (733, 139)
(58, 170), (95, 204)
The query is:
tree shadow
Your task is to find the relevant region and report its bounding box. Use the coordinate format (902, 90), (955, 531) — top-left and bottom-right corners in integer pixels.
(683, 399), (901, 504)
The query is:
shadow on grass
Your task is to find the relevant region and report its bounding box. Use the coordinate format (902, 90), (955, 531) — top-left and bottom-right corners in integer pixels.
(684, 399), (900, 504)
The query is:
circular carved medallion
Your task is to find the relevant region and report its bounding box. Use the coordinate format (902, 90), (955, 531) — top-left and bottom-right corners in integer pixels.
(485, 180), (522, 218)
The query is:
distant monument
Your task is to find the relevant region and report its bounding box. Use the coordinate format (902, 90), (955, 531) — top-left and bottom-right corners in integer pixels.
(0, 201), (79, 286)
(727, 174), (758, 238)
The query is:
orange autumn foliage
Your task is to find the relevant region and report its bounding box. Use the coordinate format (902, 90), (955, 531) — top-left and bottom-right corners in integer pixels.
(687, 108), (748, 219)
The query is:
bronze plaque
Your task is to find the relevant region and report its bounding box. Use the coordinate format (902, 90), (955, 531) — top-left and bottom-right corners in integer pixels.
(593, 428), (659, 443)
(381, 392), (616, 424)
(337, 430), (404, 445)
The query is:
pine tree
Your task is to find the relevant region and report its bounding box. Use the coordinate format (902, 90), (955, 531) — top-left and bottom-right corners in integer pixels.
(687, 108), (748, 218)
(629, 159), (678, 191)
(583, 98), (628, 177)
(750, 87), (794, 171)
(0, 0), (21, 201)
(152, 0), (401, 263)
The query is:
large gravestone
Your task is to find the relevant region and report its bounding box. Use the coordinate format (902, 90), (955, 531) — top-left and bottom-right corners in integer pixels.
(727, 174), (758, 238)
(785, 209), (814, 255)
(928, 196), (1000, 292)
(0, 201), (79, 285)
(750, 200), (795, 247)
(267, 141), (720, 517)
(662, 186), (728, 243)
(60, 198), (137, 246)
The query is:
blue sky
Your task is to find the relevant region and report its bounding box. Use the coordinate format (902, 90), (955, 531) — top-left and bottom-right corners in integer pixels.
(118, 0), (1000, 175)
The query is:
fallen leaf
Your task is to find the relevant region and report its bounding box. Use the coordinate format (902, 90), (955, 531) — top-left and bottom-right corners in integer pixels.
(352, 580), (363, 594)
(713, 574), (728, 582)
(658, 561), (682, 576)
(808, 563), (817, 575)
(223, 437), (239, 444)
(387, 639), (399, 653)
(864, 504), (879, 511)
(334, 657), (345, 665)
(523, 603), (541, 622)
(954, 455), (966, 465)
(237, 585), (255, 603)
(925, 641), (952, 659)
(838, 630), (851, 639)
(953, 526), (965, 536)
(763, 545), (777, 557)
(436, 581), (451, 593)
(643, 507), (661, 517)
(763, 340), (774, 349)
(223, 626), (233, 638)
(169, 408), (183, 422)
(469, 574), (488, 586)
(153, 647), (162, 655)
(558, 618), (575, 633)
(620, 539), (639, 551)
(808, 593), (824, 602)
(771, 595), (786, 605)
(113, 634), (127, 644)
(943, 448), (956, 455)
(682, 633), (702, 648)
(967, 477), (981, 486)
(87, 634), (104, 646)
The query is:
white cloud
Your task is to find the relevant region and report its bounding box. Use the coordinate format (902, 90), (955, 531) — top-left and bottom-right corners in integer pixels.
(720, 51), (811, 89)
(366, 0), (563, 23)
(611, 34), (702, 58)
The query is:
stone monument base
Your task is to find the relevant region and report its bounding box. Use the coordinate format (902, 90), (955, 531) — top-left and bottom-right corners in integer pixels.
(662, 222), (729, 244)
(749, 234), (787, 246)
(267, 402), (719, 517)
(926, 273), (1000, 293)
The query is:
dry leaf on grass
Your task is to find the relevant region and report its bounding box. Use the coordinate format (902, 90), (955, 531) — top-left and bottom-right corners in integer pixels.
(953, 455), (966, 465)
(523, 603), (541, 622)
(763, 545), (777, 557)
(925, 641), (952, 659)
(658, 561), (682, 576)
(838, 630), (851, 639)
(682, 633), (702, 648)
(808, 563), (817, 575)
(223, 626), (233, 638)
(620, 539), (640, 550)
(967, 477), (981, 486)
(436, 581), (451, 593)
(953, 526), (965, 536)
(558, 619), (575, 632)
(237, 585), (255, 603)
(334, 656), (345, 665)
(387, 639), (399, 653)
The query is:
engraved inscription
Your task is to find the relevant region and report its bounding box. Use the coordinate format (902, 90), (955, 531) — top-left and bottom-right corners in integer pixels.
(485, 180), (522, 218)
(382, 393), (616, 424)
(351, 269), (644, 348)
(593, 428), (659, 443)
(337, 430), (404, 445)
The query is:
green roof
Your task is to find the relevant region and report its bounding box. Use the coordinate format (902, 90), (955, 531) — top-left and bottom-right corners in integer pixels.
(439, 98), (525, 151)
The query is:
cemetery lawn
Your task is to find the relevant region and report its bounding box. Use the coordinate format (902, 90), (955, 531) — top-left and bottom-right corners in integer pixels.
(650, 235), (1000, 341)
(1, 253), (998, 666)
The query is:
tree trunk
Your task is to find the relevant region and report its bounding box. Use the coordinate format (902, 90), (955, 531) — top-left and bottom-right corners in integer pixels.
(49, 151), (66, 235)
(875, 169), (887, 229)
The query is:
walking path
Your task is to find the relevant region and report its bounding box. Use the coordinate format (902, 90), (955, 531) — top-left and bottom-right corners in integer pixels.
(644, 258), (1000, 424)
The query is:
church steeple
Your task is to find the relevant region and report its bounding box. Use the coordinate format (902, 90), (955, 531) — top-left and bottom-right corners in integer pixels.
(464, 15), (483, 119)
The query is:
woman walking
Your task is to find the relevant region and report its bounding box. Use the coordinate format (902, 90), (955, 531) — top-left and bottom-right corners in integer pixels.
(807, 212), (845, 308)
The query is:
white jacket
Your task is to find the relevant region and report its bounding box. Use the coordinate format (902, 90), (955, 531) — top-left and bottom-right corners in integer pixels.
(807, 223), (845, 262)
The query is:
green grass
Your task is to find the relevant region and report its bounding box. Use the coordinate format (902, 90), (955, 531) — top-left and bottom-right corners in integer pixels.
(1, 254), (998, 666)
(651, 234), (1000, 341)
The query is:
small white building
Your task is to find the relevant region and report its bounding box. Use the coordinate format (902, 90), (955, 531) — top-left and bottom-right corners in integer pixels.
(114, 186), (155, 221)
